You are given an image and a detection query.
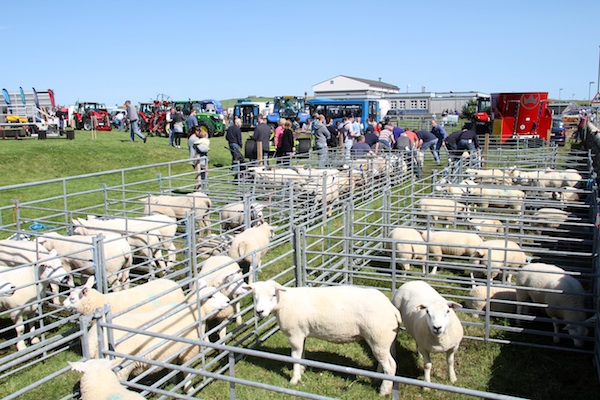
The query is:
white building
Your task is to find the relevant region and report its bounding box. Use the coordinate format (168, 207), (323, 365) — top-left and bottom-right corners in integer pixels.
(312, 75), (400, 99)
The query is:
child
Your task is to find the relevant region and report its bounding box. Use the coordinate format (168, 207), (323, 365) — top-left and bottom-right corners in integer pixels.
(193, 130), (210, 181)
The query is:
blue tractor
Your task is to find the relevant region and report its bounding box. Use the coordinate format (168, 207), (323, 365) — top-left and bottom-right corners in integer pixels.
(267, 96), (309, 127)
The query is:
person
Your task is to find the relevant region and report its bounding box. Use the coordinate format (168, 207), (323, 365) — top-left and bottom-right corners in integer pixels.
(456, 127), (481, 167)
(392, 125), (405, 142)
(394, 132), (421, 178)
(276, 120), (295, 165)
(364, 127), (379, 148)
(114, 110), (124, 131)
(274, 118), (285, 152)
(403, 128), (419, 145)
(313, 114), (330, 167)
(352, 117), (363, 136)
(292, 117), (300, 131)
(416, 129), (440, 164)
(192, 129), (210, 184)
(301, 118), (312, 132)
(166, 107), (175, 146)
(342, 116), (358, 158)
(376, 124), (395, 151)
(326, 117), (339, 148)
(226, 117), (244, 178)
(351, 135), (372, 157)
(444, 129), (464, 162)
(431, 119), (448, 159)
(251, 114), (271, 162)
(186, 109), (198, 135)
(124, 100), (146, 143)
(187, 125), (201, 174)
(172, 106), (185, 148)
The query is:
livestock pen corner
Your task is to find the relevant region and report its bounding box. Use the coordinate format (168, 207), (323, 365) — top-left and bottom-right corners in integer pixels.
(0, 145), (599, 400)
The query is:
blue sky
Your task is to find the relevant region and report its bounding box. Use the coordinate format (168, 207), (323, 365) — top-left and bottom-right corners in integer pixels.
(2, 0), (599, 107)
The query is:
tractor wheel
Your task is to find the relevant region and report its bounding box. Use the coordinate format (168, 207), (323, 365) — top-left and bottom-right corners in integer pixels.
(198, 121), (214, 138)
(83, 118), (92, 131)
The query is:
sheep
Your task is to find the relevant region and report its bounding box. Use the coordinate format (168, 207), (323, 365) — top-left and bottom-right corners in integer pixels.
(508, 167), (581, 188)
(529, 208), (570, 234)
(384, 227), (427, 273)
(550, 188), (581, 203)
(140, 192), (212, 234)
(416, 198), (467, 224)
(69, 358), (144, 400)
(418, 230), (483, 275)
(0, 261), (69, 351)
(434, 178), (472, 199)
(198, 255), (248, 339)
(466, 285), (518, 315)
(507, 167), (546, 186)
(72, 214), (177, 274)
(246, 280), (401, 396)
(392, 280), (463, 385)
(37, 232), (132, 290)
(468, 218), (505, 234)
(0, 239), (67, 304)
(467, 186), (525, 211)
(84, 283), (229, 394)
(473, 240), (529, 283)
(63, 276), (186, 316)
(516, 263), (588, 348)
(228, 222), (275, 284)
(220, 201), (264, 232)
(465, 168), (511, 184)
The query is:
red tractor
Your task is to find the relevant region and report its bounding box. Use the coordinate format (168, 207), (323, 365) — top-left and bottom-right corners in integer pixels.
(72, 101), (112, 131)
(138, 100), (170, 137)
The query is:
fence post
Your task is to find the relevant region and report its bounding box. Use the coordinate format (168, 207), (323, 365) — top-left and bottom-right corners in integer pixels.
(293, 226), (305, 287)
(92, 233), (107, 293)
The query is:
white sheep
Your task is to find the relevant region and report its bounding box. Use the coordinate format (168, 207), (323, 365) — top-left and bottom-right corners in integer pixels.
(228, 222), (275, 283)
(418, 230), (483, 275)
(434, 178), (471, 199)
(467, 186), (525, 211)
(551, 188), (580, 203)
(0, 261), (69, 351)
(416, 198), (467, 224)
(0, 239), (67, 304)
(507, 167), (546, 186)
(473, 240), (529, 283)
(69, 358), (144, 400)
(516, 263), (588, 348)
(539, 169), (582, 188)
(529, 208), (570, 234)
(468, 218), (505, 234)
(465, 168), (511, 184)
(84, 283), (229, 394)
(72, 214), (177, 273)
(63, 276), (186, 316)
(384, 227), (427, 273)
(37, 232), (132, 290)
(392, 280), (463, 385)
(246, 280), (401, 396)
(198, 255), (248, 339)
(140, 192), (212, 233)
(466, 285), (518, 315)
(220, 202), (264, 232)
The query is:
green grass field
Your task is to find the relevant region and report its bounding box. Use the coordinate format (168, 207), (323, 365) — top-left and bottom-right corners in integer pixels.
(0, 131), (599, 400)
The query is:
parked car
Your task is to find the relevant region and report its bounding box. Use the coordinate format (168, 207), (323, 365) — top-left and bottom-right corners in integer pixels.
(550, 117), (566, 145)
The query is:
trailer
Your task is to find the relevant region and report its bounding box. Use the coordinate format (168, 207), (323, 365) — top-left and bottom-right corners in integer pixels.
(0, 87), (59, 137)
(474, 92), (552, 143)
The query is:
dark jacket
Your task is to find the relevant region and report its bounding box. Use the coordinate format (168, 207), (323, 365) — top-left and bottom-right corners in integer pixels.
(226, 125), (242, 147)
(251, 122), (271, 153)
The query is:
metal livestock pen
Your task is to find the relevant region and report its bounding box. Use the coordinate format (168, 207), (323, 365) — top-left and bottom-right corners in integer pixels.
(0, 144), (598, 399)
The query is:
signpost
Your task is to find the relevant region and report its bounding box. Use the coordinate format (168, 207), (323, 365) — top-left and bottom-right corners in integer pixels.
(592, 92), (600, 105)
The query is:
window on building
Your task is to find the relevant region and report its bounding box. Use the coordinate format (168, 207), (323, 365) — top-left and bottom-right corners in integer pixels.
(410, 100), (417, 109)
(419, 100), (427, 109)
(398, 101), (406, 110)
(390, 101), (397, 109)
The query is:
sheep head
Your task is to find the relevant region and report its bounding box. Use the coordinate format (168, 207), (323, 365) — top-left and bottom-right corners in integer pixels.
(417, 300), (462, 337)
(245, 280), (286, 319)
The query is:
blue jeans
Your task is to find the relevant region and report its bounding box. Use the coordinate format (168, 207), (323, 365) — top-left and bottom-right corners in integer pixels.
(344, 139), (353, 159)
(420, 138), (440, 163)
(229, 142), (241, 173)
(315, 144), (328, 168)
(129, 120), (145, 141)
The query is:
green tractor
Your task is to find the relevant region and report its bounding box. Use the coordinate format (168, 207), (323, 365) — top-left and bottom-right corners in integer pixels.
(173, 100), (225, 137)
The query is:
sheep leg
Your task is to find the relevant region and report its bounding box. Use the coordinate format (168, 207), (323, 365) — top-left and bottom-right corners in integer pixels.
(288, 335), (306, 385)
(446, 348), (457, 383)
(552, 322), (561, 344)
(418, 346), (433, 388)
(368, 340), (396, 396)
(11, 312), (27, 351)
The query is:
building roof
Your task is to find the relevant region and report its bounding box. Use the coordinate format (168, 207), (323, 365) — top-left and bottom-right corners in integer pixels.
(340, 75), (399, 90)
